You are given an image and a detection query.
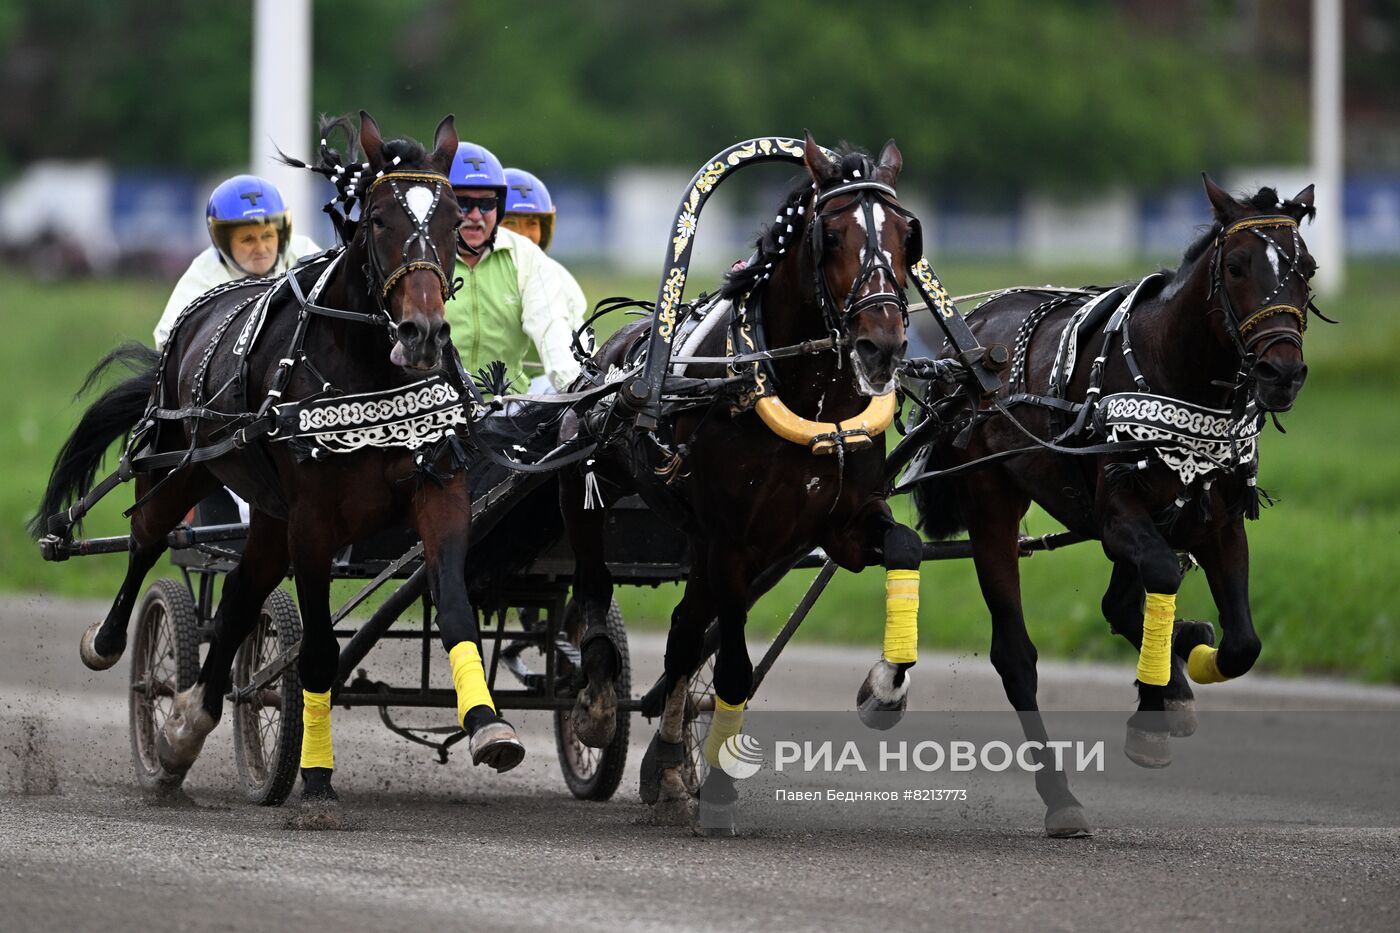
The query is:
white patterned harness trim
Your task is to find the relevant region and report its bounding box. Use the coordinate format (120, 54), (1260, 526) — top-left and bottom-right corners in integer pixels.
(1098, 392), (1261, 488)
(274, 377), (468, 455)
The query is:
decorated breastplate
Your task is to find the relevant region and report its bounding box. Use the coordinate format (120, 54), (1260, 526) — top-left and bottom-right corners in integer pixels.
(1097, 392), (1261, 488)
(273, 376), (469, 458)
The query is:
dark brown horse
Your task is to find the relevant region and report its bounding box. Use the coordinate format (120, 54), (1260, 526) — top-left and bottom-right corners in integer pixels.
(558, 134), (926, 832)
(911, 176), (1316, 834)
(30, 113), (525, 815)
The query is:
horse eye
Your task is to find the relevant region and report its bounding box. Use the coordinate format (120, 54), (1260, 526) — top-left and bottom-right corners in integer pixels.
(1226, 261), (1244, 278)
(371, 216), (387, 229)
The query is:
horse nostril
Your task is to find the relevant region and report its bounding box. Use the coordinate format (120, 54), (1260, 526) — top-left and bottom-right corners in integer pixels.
(435, 319), (452, 347)
(855, 338), (882, 365)
(1254, 359), (1281, 383)
(1293, 363), (1308, 388)
(397, 320), (423, 348)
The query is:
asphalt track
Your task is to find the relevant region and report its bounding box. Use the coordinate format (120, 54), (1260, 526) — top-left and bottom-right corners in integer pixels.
(2, 593), (1398, 932)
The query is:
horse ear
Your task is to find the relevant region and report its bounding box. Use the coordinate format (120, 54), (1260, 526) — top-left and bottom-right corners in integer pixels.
(429, 114), (458, 176)
(803, 130), (838, 187)
(359, 110), (385, 171)
(875, 139), (902, 187)
(1202, 172), (1243, 223)
(1284, 183), (1317, 223)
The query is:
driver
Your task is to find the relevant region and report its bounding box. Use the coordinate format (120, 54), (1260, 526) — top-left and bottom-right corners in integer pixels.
(153, 174), (320, 350)
(501, 166), (591, 391)
(443, 143), (578, 394)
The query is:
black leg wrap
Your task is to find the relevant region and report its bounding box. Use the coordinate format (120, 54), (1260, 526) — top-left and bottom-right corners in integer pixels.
(639, 733), (686, 805)
(883, 523), (923, 571)
(300, 766), (338, 802)
(697, 769), (740, 837)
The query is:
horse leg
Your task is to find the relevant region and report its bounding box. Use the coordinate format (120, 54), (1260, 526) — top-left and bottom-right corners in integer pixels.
(1098, 493), (1184, 768)
(1101, 562), (1203, 737)
(81, 467), (218, 669)
(830, 504), (921, 730)
(641, 546), (713, 825)
(156, 511), (288, 779)
(1184, 518), (1260, 685)
(694, 545), (754, 837)
(559, 467), (621, 748)
(285, 525), (345, 821)
(417, 477), (524, 773)
(963, 481), (1091, 837)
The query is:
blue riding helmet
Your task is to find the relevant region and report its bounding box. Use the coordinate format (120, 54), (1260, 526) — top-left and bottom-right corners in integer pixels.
(206, 174), (291, 274)
(503, 167), (556, 251)
(449, 142), (507, 200)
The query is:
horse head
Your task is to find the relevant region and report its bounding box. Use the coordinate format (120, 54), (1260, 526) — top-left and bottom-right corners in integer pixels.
(1201, 174), (1316, 412)
(356, 111), (461, 373)
(801, 133), (912, 397)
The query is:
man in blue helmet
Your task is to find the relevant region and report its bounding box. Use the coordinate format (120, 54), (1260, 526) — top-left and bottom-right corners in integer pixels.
(444, 143), (579, 393)
(501, 167), (589, 352)
(153, 174), (320, 349)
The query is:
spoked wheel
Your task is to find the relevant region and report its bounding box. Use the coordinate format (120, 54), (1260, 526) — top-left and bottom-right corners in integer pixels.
(231, 589), (303, 806)
(129, 578), (200, 791)
(680, 648), (717, 795)
(554, 599), (630, 801)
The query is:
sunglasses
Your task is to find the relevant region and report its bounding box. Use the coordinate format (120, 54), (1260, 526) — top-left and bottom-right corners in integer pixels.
(456, 194), (499, 215)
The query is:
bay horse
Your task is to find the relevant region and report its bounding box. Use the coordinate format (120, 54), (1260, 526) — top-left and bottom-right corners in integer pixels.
(30, 112), (526, 816)
(911, 176), (1316, 834)
(559, 134), (926, 832)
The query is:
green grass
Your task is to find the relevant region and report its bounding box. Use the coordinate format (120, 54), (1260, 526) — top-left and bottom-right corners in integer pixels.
(5, 261), (1399, 682)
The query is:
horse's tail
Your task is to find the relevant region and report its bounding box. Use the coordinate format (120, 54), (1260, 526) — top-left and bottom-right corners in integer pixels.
(911, 450), (967, 541)
(28, 341), (159, 539)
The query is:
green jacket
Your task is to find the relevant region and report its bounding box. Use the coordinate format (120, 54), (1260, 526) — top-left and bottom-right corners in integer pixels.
(444, 225), (578, 393)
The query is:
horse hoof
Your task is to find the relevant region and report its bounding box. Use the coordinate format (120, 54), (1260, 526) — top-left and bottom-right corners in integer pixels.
(156, 686), (214, 776)
(856, 660), (910, 731)
(79, 622), (122, 671)
(285, 798), (343, 831)
(639, 734), (685, 806)
(569, 680), (618, 749)
(469, 720), (525, 773)
(1124, 722), (1172, 769)
(1045, 804), (1094, 838)
(1165, 698), (1198, 737)
(650, 768), (697, 827)
(696, 799), (738, 838)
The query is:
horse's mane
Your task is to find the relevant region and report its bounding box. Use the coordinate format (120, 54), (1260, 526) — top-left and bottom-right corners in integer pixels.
(719, 146), (875, 302)
(1160, 186), (1313, 296)
(279, 114), (438, 241)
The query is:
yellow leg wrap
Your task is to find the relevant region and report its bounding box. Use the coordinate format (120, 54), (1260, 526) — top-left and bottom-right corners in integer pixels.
(883, 569), (920, 665)
(449, 641), (495, 728)
(300, 689), (334, 770)
(1188, 644), (1230, 684)
(704, 697), (746, 768)
(1137, 592), (1176, 687)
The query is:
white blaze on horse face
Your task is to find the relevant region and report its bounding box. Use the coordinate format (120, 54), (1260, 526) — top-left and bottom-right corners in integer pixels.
(873, 203), (896, 270)
(1264, 240), (1281, 288)
(853, 205), (868, 266)
(405, 186), (435, 225)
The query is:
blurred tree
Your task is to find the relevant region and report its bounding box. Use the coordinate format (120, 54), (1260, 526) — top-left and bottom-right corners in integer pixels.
(0, 0), (1359, 195)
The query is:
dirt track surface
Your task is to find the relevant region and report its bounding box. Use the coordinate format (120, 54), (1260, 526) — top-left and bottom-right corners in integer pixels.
(3, 594), (1399, 932)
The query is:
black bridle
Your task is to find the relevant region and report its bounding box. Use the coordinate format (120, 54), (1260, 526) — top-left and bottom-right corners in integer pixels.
(1209, 214), (1316, 361)
(360, 170), (457, 320)
(809, 178), (919, 341)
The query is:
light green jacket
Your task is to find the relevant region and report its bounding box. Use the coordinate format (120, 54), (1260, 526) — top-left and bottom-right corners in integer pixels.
(445, 225), (579, 392)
